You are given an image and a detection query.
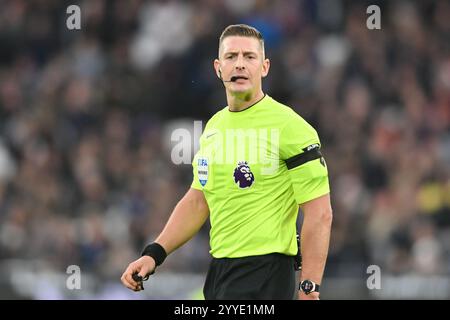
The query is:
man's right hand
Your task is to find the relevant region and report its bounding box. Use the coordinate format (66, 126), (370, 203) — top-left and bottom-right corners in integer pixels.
(121, 256), (156, 292)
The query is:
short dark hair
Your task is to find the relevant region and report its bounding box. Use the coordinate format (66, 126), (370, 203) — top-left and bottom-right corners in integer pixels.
(219, 24), (265, 56)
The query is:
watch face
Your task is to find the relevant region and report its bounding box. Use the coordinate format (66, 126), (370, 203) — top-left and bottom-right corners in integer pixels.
(301, 280), (314, 293)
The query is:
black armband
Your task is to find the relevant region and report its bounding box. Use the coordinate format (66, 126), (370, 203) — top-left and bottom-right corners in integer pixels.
(141, 242), (167, 267)
(285, 144), (323, 170)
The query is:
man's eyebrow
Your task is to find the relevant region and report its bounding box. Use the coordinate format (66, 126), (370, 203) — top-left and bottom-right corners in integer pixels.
(223, 51), (258, 56)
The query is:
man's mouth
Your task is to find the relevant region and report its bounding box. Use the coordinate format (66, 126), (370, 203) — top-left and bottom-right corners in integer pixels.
(230, 76), (248, 82)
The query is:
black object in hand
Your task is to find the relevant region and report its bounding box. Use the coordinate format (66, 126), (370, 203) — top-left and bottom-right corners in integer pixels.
(132, 272), (144, 290)
(132, 272), (143, 282)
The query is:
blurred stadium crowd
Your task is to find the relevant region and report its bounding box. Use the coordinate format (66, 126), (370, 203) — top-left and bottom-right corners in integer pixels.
(0, 0), (450, 298)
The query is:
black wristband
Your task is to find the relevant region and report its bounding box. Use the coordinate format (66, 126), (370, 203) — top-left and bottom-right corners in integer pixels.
(141, 242), (167, 266)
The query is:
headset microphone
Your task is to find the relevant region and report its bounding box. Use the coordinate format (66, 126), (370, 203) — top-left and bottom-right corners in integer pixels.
(219, 69), (238, 82)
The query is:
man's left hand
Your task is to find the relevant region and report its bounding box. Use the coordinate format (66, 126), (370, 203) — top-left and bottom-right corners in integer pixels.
(298, 291), (320, 300)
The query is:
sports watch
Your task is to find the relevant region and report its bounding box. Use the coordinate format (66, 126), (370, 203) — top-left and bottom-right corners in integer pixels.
(299, 279), (320, 295)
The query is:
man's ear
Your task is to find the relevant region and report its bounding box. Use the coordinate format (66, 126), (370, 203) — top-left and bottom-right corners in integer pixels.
(261, 58), (270, 78)
(214, 59), (221, 79)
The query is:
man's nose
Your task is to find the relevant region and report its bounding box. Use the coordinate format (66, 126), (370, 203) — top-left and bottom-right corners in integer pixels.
(235, 54), (245, 70)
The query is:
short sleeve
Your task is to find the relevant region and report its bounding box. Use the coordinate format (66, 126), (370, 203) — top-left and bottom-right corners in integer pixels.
(280, 115), (330, 204)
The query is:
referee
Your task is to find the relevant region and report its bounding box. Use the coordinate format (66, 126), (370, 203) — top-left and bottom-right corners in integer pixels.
(121, 24), (333, 300)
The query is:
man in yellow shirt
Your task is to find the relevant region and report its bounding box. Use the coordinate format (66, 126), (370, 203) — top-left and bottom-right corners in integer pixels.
(121, 24), (333, 300)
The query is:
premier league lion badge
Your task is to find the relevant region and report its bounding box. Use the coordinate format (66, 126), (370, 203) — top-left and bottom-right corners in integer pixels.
(233, 161), (254, 189)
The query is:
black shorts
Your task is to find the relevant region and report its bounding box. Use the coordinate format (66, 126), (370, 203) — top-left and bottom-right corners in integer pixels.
(203, 253), (296, 300)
